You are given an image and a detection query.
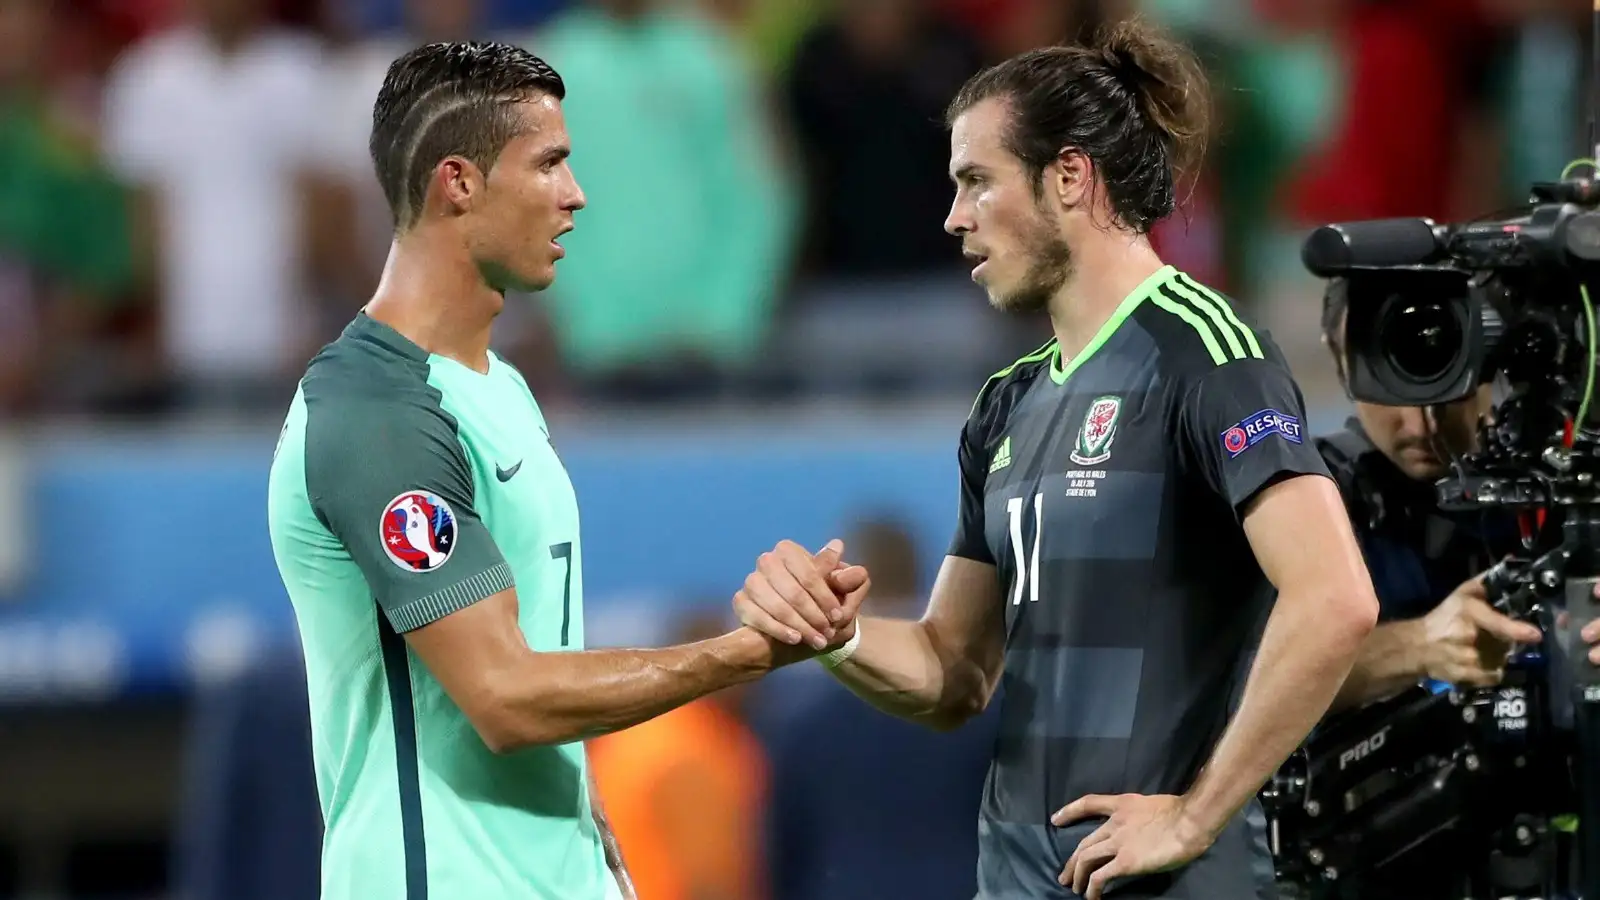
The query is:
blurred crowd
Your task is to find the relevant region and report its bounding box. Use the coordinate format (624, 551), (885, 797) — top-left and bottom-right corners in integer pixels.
(0, 0), (1591, 419)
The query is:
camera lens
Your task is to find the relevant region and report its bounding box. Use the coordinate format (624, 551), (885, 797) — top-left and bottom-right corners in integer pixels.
(1380, 299), (1462, 382)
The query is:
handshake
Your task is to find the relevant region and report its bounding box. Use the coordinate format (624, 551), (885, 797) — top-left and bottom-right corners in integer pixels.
(733, 539), (873, 657)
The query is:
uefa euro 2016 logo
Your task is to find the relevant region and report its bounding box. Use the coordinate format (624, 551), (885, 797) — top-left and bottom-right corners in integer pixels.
(381, 490), (458, 572)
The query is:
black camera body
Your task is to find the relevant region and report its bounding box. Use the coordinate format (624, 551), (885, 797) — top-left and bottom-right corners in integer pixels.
(1304, 180), (1600, 415)
(1264, 628), (1574, 897)
(1278, 174), (1600, 898)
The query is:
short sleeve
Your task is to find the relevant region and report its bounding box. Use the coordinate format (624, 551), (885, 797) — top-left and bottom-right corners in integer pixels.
(946, 418), (994, 563)
(1179, 359), (1332, 517)
(306, 394), (512, 632)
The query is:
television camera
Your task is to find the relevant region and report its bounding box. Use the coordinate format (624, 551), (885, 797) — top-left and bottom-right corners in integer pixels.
(1265, 174), (1600, 899)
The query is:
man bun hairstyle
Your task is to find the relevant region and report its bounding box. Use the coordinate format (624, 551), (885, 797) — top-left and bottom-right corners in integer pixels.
(945, 16), (1212, 233)
(370, 41), (567, 230)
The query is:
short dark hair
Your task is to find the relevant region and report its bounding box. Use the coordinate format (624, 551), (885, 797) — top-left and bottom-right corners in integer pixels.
(370, 41), (566, 229)
(945, 17), (1210, 234)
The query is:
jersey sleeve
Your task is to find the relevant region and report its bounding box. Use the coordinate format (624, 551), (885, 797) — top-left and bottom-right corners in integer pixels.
(1178, 359), (1332, 518)
(947, 416), (994, 563)
(305, 394), (513, 633)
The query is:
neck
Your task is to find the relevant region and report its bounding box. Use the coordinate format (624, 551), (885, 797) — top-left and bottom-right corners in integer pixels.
(1046, 232), (1165, 362)
(364, 233), (502, 373)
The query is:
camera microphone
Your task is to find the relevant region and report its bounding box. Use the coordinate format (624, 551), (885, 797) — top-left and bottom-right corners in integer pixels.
(1302, 218), (1446, 276)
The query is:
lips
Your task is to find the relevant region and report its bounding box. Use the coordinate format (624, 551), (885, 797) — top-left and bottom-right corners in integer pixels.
(965, 249), (989, 279)
(551, 223), (574, 259)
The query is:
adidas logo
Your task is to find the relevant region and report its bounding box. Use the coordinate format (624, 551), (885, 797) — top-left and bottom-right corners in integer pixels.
(989, 436), (1012, 473)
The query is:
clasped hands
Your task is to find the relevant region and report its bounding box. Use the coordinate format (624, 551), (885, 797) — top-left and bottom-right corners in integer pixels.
(734, 539), (871, 655)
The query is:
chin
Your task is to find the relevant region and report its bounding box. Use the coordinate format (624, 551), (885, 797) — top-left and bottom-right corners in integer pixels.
(1402, 459), (1446, 482)
(980, 279), (1015, 310)
(989, 286), (1048, 315)
(509, 264), (557, 294)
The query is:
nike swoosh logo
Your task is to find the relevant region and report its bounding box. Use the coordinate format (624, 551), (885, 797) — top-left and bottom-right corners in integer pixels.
(495, 460), (522, 482)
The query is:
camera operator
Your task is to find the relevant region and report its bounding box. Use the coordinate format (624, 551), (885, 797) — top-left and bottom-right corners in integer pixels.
(1305, 277), (1544, 898)
(1320, 278), (1543, 712)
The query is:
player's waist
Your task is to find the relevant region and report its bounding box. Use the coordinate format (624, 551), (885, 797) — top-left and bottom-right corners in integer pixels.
(982, 748), (1208, 821)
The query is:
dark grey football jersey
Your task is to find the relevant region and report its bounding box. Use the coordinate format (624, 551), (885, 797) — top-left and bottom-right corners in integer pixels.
(949, 267), (1330, 899)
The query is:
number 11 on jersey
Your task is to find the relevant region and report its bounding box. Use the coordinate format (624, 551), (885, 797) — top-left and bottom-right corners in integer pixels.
(1006, 493), (1043, 606)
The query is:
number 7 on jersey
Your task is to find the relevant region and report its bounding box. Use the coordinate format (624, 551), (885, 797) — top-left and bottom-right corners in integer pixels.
(1006, 493), (1043, 606)
(549, 542), (573, 646)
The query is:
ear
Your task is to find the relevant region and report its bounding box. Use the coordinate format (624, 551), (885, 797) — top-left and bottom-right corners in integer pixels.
(434, 156), (484, 216)
(1047, 148), (1093, 210)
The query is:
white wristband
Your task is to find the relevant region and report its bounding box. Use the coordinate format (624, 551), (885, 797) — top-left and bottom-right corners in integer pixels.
(818, 620), (862, 669)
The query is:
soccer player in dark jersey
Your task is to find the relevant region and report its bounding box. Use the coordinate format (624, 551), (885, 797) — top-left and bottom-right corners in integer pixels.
(731, 19), (1380, 900)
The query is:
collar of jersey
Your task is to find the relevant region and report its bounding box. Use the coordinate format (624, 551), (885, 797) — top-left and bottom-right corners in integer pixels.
(1049, 264), (1177, 384)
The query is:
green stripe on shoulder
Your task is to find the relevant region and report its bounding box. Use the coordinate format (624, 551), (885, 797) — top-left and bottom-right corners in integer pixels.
(1175, 274), (1263, 359)
(1167, 280), (1247, 361)
(970, 338), (1057, 415)
(1149, 290), (1229, 366)
(1150, 274), (1266, 367)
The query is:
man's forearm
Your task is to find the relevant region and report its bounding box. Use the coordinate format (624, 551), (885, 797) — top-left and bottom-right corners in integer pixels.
(828, 617), (990, 730)
(486, 628), (789, 751)
(1331, 620), (1425, 712)
(1181, 588), (1374, 834)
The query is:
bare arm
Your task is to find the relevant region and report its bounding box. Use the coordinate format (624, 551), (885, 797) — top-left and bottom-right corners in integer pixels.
(301, 394), (839, 756)
(1334, 577), (1539, 712)
(763, 400), (1006, 729)
(825, 556), (1004, 730)
(1180, 474), (1378, 835)
(406, 589), (800, 753)
(1331, 619), (1427, 711)
(733, 547), (1002, 731)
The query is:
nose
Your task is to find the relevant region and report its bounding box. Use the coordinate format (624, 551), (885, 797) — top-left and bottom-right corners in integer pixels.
(944, 194), (972, 237)
(563, 168), (587, 212)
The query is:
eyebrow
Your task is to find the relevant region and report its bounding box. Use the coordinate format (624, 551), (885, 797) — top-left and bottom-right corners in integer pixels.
(539, 145), (571, 165)
(950, 163), (986, 184)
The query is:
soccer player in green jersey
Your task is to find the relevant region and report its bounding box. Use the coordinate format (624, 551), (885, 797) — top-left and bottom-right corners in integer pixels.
(266, 41), (862, 900)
